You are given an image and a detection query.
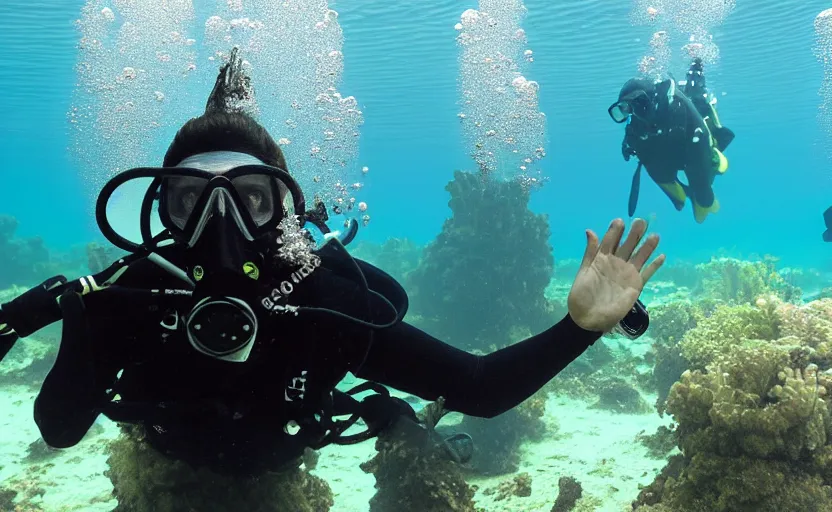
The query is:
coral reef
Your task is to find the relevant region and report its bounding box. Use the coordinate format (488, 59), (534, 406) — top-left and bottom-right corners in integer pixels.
(657, 260), (701, 290)
(545, 340), (649, 410)
(551, 476), (582, 512)
(636, 426), (678, 459)
(695, 256), (802, 304)
(647, 300), (708, 414)
(0, 327), (59, 389)
(0, 489), (17, 510)
(484, 472), (532, 501)
(347, 238), (422, 285)
(0, 215), (52, 289)
(105, 425), (332, 512)
(406, 170), (554, 352)
(441, 387), (549, 476)
(361, 400), (478, 512)
(633, 300), (832, 511)
(0, 464), (49, 512)
(87, 242), (127, 274)
(677, 301), (778, 369)
(589, 377), (651, 414)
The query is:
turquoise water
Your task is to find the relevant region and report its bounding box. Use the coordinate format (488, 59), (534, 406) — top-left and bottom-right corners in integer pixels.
(3, 1), (832, 511)
(3, 0), (830, 266)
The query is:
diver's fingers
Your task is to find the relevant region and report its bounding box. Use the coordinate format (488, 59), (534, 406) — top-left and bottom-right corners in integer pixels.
(598, 218), (625, 255)
(630, 233), (660, 270)
(615, 218), (648, 260)
(641, 253), (667, 284)
(579, 229), (600, 270)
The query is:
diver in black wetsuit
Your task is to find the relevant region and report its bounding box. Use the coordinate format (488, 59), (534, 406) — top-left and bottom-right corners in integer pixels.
(0, 51), (666, 478)
(608, 57), (736, 223)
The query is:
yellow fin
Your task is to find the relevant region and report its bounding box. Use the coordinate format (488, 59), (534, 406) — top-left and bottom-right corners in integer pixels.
(693, 197), (720, 223)
(714, 149), (728, 174)
(659, 181), (687, 203)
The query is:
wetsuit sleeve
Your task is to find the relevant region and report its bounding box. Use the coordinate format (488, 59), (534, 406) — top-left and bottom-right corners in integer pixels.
(354, 314), (601, 418)
(34, 292), (122, 448)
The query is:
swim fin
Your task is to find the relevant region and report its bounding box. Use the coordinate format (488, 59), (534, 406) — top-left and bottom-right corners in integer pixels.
(659, 181), (687, 211)
(823, 206), (832, 242)
(712, 126), (735, 152)
(628, 162), (643, 217)
(693, 196), (720, 223)
(714, 148), (729, 174)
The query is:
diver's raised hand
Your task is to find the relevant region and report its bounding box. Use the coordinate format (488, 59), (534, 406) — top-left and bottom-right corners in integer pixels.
(567, 218), (665, 332)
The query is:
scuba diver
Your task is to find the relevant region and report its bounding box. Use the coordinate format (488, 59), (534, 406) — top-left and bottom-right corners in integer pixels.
(0, 49), (665, 478)
(608, 57), (736, 223)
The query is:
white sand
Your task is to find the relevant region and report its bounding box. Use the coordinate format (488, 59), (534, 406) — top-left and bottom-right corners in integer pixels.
(0, 383), (670, 512)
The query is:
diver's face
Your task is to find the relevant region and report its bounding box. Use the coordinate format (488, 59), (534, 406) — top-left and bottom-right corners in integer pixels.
(165, 171), (286, 233)
(608, 90), (653, 124)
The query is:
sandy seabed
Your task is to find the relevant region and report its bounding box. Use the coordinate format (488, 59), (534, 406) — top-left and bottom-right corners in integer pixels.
(0, 383), (670, 512)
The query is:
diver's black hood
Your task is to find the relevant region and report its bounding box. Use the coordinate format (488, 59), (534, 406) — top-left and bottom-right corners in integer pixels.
(618, 78), (655, 101)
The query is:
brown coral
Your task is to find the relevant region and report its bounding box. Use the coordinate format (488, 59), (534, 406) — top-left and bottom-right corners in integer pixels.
(360, 415), (477, 512)
(105, 425), (332, 512)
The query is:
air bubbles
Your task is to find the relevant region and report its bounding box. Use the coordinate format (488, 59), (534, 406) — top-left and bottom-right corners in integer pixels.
(815, 9), (832, 160)
(101, 7), (115, 22)
(460, 9), (479, 26)
(455, 0), (547, 187)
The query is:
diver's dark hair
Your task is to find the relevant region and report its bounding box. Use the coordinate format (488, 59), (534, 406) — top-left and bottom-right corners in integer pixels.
(163, 112), (288, 170)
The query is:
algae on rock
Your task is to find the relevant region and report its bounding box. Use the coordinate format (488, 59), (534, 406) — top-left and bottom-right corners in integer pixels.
(105, 425), (333, 512)
(361, 399), (479, 512)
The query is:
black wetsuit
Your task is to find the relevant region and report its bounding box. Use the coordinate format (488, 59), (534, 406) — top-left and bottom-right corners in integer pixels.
(622, 79), (721, 210)
(31, 245), (600, 477)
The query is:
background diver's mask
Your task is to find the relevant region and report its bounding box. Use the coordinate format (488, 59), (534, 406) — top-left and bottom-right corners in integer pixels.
(96, 151), (309, 362)
(608, 89), (653, 124)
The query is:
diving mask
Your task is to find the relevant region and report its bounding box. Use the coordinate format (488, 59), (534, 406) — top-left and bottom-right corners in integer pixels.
(94, 152), (308, 363)
(95, 152), (306, 252)
(160, 165), (289, 248)
(608, 90), (652, 124)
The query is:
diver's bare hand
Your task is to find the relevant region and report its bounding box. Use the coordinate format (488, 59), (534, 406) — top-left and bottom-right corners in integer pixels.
(567, 218), (665, 332)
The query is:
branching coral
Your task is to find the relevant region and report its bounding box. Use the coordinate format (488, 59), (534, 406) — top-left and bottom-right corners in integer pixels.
(406, 170), (553, 351)
(695, 256), (801, 305)
(776, 299), (832, 367)
(636, 337), (832, 511)
(678, 300), (781, 369)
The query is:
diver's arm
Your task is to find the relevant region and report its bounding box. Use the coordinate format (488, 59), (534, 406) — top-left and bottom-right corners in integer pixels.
(33, 292), (117, 448)
(355, 220), (663, 417)
(354, 315), (601, 418)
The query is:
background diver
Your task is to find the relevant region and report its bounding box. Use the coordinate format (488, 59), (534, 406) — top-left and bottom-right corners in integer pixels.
(0, 50), (665, 480)
(608, 57), (736, 223)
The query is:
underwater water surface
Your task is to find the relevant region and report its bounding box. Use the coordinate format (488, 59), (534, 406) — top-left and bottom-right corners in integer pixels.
(2, 0), (832, 510)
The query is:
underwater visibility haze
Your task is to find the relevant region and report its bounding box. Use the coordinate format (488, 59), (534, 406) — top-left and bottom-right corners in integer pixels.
(3, 0), (832, 510)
